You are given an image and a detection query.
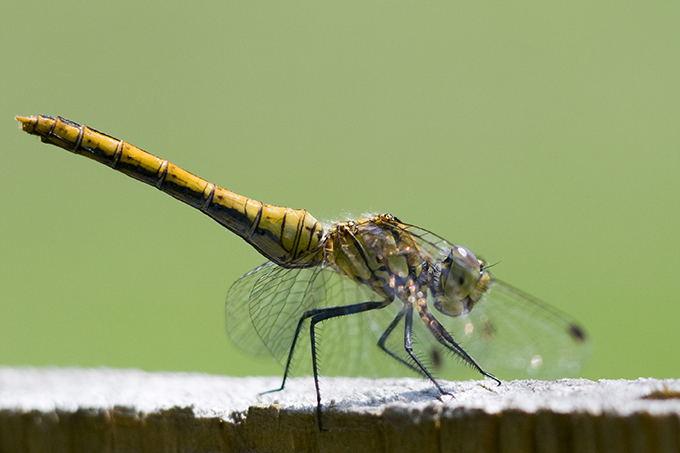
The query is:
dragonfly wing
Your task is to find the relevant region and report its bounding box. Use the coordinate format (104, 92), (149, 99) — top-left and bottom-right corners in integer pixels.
(286, 263), (465, 380)
(296, 267), (413, 378)
(389, 220), (589, 380)
(225, 261), (279, 356)
(428, 279), (589, 380)
(226, 259), (431, 378)
(226, 261), (322, 359)
(397, 222), (454, 261)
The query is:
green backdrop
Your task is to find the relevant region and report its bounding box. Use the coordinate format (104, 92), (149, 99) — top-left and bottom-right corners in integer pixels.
(1, 2), (678, 381)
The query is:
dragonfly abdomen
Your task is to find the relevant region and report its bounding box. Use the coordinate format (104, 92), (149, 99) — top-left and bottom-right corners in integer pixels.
(17, 115), (324, 266)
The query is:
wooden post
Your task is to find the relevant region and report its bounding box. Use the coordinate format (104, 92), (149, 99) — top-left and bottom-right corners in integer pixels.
(0, 368), (678, 452)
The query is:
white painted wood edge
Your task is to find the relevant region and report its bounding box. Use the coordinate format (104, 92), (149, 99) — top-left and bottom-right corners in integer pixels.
(1, 367), (679, 452)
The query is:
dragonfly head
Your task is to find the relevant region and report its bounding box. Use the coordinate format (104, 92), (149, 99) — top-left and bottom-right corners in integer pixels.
(433, 245), (490, 317)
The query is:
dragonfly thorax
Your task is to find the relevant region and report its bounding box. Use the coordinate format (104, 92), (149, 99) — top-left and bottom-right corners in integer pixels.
(323, 215), (426, 299)
(431, 245), (490, 317)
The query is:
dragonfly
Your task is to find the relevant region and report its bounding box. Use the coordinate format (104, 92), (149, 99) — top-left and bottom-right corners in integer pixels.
(17, 115), (588, 430)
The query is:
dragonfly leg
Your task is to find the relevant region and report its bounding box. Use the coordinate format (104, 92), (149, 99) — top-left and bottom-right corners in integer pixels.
(417, 304), (501, 386)
(258, 314), (304, 396)
(376, 307), (428, 376)
(401, 304), (449, 395)
(258, 298), (319, 396)
(301, 300), (390, 431)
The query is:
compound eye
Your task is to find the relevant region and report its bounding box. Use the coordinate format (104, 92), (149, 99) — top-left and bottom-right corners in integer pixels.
(451, 246), (480, 274)
(433, 246), (482, 316)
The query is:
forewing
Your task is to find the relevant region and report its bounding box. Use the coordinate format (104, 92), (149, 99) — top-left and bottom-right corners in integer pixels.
(388, 220), (589, 380)
(396, 221), (453, 261)
(429, 279), (589, 380)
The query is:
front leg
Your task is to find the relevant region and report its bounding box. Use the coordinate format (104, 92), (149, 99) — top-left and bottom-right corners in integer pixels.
(401, 303), (448, 395)
(416, 299), (500, 385)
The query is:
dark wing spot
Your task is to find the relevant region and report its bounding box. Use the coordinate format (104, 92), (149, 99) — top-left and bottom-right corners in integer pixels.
(568, 324), (587, 342)
(481, 317), (495, 340)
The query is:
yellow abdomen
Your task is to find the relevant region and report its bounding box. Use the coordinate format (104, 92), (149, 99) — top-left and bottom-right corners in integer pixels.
(17, 115), (324, 266)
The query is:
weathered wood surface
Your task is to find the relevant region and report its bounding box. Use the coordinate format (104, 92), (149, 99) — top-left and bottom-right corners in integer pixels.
(0, 368), (678, 452)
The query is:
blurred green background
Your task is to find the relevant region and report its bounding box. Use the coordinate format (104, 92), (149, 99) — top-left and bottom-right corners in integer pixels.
(1, 2), (678, 381)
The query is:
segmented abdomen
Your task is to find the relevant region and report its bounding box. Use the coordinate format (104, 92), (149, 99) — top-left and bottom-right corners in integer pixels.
(18, 115), (324, 266)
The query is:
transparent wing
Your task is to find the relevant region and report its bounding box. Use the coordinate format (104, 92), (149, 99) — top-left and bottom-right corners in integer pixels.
(225, 260), (431, 379)
(393, 219), (589, 380)
(426, 279), (589, 380)
(294, 267), (415, 378)
(226, 261), (320, 358)
(395, 221), (452, 261)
